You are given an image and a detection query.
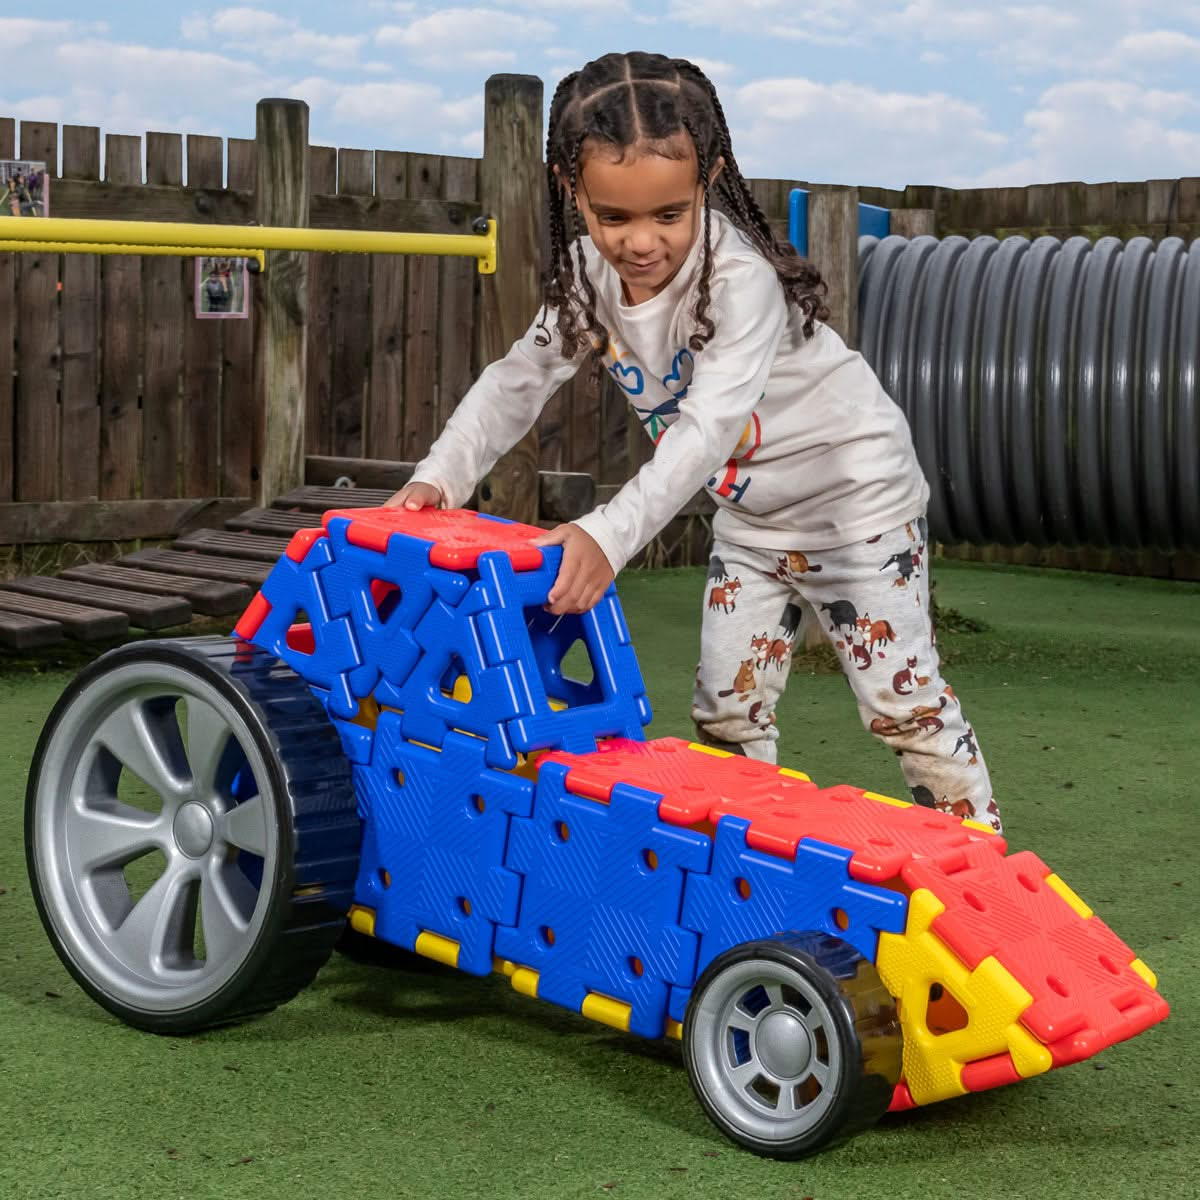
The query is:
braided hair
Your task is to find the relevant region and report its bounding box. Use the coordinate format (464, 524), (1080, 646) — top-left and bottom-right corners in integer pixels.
(536, 52), (829, 364)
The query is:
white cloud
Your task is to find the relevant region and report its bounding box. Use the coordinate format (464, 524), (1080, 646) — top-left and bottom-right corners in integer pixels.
(0, 17), (77, 47)
(729, 76), (1006, 186)
(952, 79), (1200, 185)
(183, 7), (365, 68)
(1111, 29), (1200, 66)
(376, 8), (556, 68)
(667, 0), (870, 43)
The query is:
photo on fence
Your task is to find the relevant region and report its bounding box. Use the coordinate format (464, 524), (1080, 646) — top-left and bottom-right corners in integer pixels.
(195, 256), (250, 319)
(0, 160), (49, 217)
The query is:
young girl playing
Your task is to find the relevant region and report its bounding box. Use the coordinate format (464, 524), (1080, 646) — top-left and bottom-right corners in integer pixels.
(387, 51), (1000, 832)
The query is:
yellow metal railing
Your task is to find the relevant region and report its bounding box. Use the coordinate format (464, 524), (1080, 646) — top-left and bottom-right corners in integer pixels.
(0, 215), (497, 274)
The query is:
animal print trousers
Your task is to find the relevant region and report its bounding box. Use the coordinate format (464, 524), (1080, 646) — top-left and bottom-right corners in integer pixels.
(691, 518), (1001, 832)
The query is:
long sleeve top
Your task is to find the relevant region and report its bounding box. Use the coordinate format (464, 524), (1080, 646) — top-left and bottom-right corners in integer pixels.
(410, 210), (929, 573)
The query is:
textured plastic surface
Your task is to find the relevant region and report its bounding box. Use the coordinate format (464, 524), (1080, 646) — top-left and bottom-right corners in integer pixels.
(543, 737), (1005, 882)
(901, 843), (1170, 1065)
(495, 762), (710, 1037)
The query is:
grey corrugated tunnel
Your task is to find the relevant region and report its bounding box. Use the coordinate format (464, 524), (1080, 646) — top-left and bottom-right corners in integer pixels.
(858, 234), (1200, 551)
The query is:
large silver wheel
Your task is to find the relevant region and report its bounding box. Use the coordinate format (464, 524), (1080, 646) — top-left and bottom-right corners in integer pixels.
(25, 637), (361, 1032)
(683, 933), (901, 1158)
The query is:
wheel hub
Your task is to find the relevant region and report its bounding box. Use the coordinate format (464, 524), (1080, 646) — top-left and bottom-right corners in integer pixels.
(174, 802), (215, 858)
(755, 1010), (812, 1078)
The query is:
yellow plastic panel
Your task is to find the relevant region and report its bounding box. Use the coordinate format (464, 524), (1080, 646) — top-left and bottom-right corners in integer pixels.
(1129, 958), (1158, 988)
(863, 789), (911, 809)
(510, 967), (540, 999)
(1045, 873), (1094, 919)
(581, 993), (633, 1033)
(415, 931), (461, 968)
(348, 905), (376, 937)
(962, 819), (999, 835)
(779, 767), (812, 782)
(666, 1019), (683, 1041)
(876, 889), (1052, 1105)
(687, 742), (732, 758)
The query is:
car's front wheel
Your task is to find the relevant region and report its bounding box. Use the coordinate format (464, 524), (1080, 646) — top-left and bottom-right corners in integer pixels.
(683, 932), (901, 1158)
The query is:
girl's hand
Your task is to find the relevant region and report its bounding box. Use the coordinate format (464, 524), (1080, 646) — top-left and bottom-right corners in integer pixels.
(533, 524), (614, 614)
(383, 482), (443, 510)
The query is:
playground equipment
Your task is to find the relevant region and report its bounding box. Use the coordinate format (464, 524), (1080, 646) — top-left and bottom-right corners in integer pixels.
(25, 508), (1169, 1158)
(0, 214), (498, 275)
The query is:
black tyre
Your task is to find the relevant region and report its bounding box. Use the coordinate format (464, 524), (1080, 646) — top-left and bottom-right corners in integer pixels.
(25, 636), (362, 1032)
(683, 932), (901, 1158)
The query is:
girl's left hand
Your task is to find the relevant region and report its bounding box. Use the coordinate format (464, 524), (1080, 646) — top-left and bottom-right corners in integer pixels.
(532, 524), (614, 614)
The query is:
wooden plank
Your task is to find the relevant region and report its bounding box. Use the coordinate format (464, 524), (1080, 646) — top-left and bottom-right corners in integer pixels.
(99, 134), (143, 500)
(221, 138), (257, 498)
(0, 497), (251, 544)
(253, 100), (310, 506)
(1, 576), (191, 629)
(141, 131), (185, 500)
(225, 507), (323, 535)
(119, 548), (272, 586)
(274, 484), (394, 510)
(306, 455), (416, 489)
(42, 178), (481, 231)
(366, 150), (407, 460)
(889, 209), (937, 238)
(305, 146), (338, 458)
(15, 121), (60, 503)
(173, 529), (291, 561)
(477, 75), (543, 524)
(0, 118), (16, 501)
(331, 147), (373, 458)
(59, 125), (102, 502)
(808, 186), (860, 347)
(182, 135), (224, 497)
(438, 156), (478, 431)
(60, 563), (251, 615)
(0, 589), (128, 640)
(402, 153), (442, 461)
(0, 610), (65, 651)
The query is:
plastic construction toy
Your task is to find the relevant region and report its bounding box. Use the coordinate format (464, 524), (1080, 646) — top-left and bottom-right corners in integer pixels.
(25, 507), (1169, 1158)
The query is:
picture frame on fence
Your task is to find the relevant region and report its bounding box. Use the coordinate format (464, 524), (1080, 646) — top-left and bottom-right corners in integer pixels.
(195, 256), (251, 319)
(0, 161), (49, 218)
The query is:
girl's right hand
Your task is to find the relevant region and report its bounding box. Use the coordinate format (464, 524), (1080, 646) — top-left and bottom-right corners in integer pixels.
(383, 481), (444, 510)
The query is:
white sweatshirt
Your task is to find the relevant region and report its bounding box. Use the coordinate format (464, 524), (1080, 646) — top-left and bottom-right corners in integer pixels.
(411, 210), (929, 574)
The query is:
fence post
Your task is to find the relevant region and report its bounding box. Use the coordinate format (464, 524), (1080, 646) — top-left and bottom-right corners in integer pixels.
(477, 74), (544, 524)
(808, 186), (860, 349)
(253, 98), (309, 506)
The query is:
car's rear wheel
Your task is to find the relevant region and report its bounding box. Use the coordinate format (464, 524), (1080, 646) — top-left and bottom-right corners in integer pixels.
(683, 932), (901, 1158)
(25, 636), (361, 1032)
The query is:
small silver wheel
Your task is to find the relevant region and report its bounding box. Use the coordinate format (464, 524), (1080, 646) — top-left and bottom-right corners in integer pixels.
(683, 933), (900, 1158)
(25, 637), (361, 1032)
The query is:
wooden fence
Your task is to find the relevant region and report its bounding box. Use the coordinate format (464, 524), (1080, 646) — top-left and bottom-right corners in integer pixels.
(2, 84), (1197, 547)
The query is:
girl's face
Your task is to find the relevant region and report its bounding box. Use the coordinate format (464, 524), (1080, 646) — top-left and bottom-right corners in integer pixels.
(567, 136), (719, 304)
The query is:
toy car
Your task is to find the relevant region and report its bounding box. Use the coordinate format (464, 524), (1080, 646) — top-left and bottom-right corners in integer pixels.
(25, 507), (1169, 1158)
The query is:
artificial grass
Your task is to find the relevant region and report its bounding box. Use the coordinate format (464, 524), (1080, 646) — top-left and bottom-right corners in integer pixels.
(0, 560), (1195, 1200)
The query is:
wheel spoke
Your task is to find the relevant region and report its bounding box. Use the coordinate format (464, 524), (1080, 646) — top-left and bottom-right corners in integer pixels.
(111, 859), (200, 975)
(68, 802), (167, 873)
(183, 695), (234, 797)
(728, 1007), (760, 1036)
(96, 699), (187, 805)
(727, 1060), (763, 1092)
(762, 981), (787, 1011)
(807, 1058), (831, 1089)
(219, 794), (270, 858)
(200, 864), (259, 962)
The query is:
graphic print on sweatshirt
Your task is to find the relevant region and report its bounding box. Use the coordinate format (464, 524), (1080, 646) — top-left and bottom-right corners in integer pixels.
(707, 402), (763, 504)
(599, 336), (696, 446)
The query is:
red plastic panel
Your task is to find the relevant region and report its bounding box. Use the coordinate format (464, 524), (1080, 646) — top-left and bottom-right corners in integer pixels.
(233, 591), (271, 639)
(960, 1052), (1022, 1094)
(901, 842), (1170, 1063)
(888, 1083), (916, 1113)
(324, 507), (546, 571)
(286, 527), (327, 562)
(544, 737), (1005, 884)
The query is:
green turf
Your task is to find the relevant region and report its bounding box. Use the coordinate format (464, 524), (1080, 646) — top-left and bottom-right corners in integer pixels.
(0, 561), (1195, 1200)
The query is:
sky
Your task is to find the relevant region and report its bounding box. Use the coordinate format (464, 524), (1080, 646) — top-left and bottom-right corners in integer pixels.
(2, 2), (1200, 190)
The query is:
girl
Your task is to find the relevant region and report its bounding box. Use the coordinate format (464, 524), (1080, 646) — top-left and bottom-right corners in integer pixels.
(387, 51), (1000, 832)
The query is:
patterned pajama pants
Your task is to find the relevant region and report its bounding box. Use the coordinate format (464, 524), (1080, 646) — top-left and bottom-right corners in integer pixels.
(691, 518), (1001, 832)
